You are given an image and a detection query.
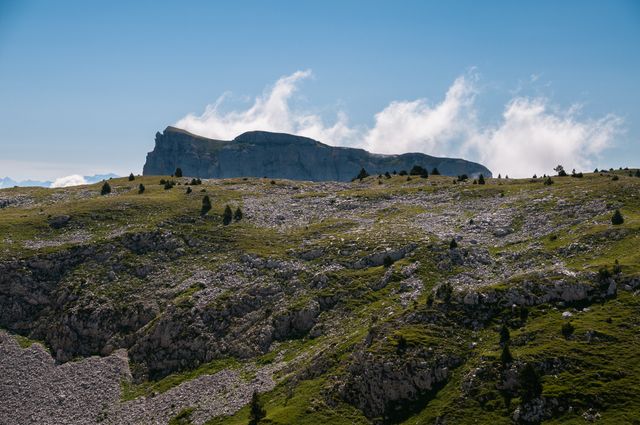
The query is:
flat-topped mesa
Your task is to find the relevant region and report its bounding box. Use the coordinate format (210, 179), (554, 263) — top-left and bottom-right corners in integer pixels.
(143, 126), (492, 181)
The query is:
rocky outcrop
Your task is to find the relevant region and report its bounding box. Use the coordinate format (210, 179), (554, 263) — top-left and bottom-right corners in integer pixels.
(143, 127), (492, 181)
(340, 349), (462, 420)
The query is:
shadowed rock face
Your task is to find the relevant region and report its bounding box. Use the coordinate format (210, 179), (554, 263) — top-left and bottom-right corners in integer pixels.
(143, 127), (492, 181)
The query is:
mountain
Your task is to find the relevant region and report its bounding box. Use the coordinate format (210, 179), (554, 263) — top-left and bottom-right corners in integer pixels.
(1, 170), (639, 424)
(0, 174), (119, 189)
(143, 126), (492, 181)
(0, 177), (51, 188)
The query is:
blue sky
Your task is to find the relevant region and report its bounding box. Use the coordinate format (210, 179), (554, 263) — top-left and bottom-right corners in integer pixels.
(0, 0), (638, 180)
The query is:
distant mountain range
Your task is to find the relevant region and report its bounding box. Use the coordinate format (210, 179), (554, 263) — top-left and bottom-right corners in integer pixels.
(0, 174), (119, 189)
(143, 127), (492, 181)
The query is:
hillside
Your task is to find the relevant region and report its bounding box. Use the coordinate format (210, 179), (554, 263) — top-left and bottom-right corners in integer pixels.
(142, 127), (492, 181)
(1, 170), (639, 424)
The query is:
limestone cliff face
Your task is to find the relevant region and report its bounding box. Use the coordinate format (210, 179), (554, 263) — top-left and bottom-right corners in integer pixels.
(143, 126), (492, 180)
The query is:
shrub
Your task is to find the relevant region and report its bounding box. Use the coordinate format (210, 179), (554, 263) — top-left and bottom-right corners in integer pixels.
(138, 183), (145, 194)
(519, 363), (542, 402)
(449, 238), (458, 249)
(611, 209), (624, 225)
(635, 169), (640, 178)
(457, 174), (468, 182)
(478, 174), (485, 184)
(544, 176), (554, 185)
(270, 180), (276, 185)
(383, 255), (393, 268)
(561, 321), (575, 339)
(431, 167), (440, 175)
(399, 170), (408, 176)
(186, 187), (192, 194)
(174, 167), (183, 177)
(248, 391), (266, 425)
(201, 196), (212, 216)
(612, 175), (619, 181)
(100, 181), (111, 195)
(234, 207), (243, 221)
(223, 205), (233, 225)
(384, 171), (391, 179)
(128, 173), (135, 181)
(164, 181), (175, 190)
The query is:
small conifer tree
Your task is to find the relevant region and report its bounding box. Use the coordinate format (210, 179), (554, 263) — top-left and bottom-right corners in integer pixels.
(355, 168), (369, 181)
(431, 167), (440, 175)
(385, 171), (391, 179)
(175, 167), (183, 177)
(501, 343), (513, 365)
(201, 195), (212, 216)
(396, 335), (408, 356)
(128, 173), (135, 181)
(561, 321), (575, 339)
(383, 255), (393, 268)
(138, 183), (145, 194)
(234, 207), (243, 221)
(223, 205), (233, 225)
(186, 186), (192, 194)
(449, 238), (458, 249)
(248, 391), (266, 425)
(519, 363), (542, 402)
(611, 209), (624, 225)
(101, 181), (111, 195)
(478, 174), (485, 184)
(500, 324), (510, 345)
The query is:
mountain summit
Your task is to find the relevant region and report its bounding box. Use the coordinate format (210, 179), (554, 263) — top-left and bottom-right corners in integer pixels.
(143, 126), (491, 181)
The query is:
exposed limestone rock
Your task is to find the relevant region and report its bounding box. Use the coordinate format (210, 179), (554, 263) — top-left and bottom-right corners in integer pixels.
(143, 127), (492, 181)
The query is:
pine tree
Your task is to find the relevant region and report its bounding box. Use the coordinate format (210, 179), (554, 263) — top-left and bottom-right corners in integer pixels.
(499, 325), (510, 345)
(234, 207), (243, 221)
(128, 173), (135, 181)
(519, 363), (542, 402)
(101, 181), (111, 195)
(223, 205), (233, 225)
(449, 238), (458, 249)
(186, 186), (192, 194)
(561, 322), (575, 339)
(635, 169), (640, 178)
(201, 195), (212, 216)
(138, 183), (145, 194)
(501, 343), (513, 365)
(396, 335), (408, 356)
(478, 174), (485, 184)
(611, 209), (624, 225)
(248, 391), (266, 425)
(431, 167), (441, 175)
(175, 167), (183, 177)
(355, 168), (369, 181)
(384, 171), (391, 179)
(554, 165), (567, 177)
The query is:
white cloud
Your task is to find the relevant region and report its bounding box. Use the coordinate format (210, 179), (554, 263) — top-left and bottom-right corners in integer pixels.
(174, 70), (623, 177)
(464, 98), (622, 177)
(175, 70), (360, 146)
(362, 75), (476, 156)
(50, 174), (87, 188)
